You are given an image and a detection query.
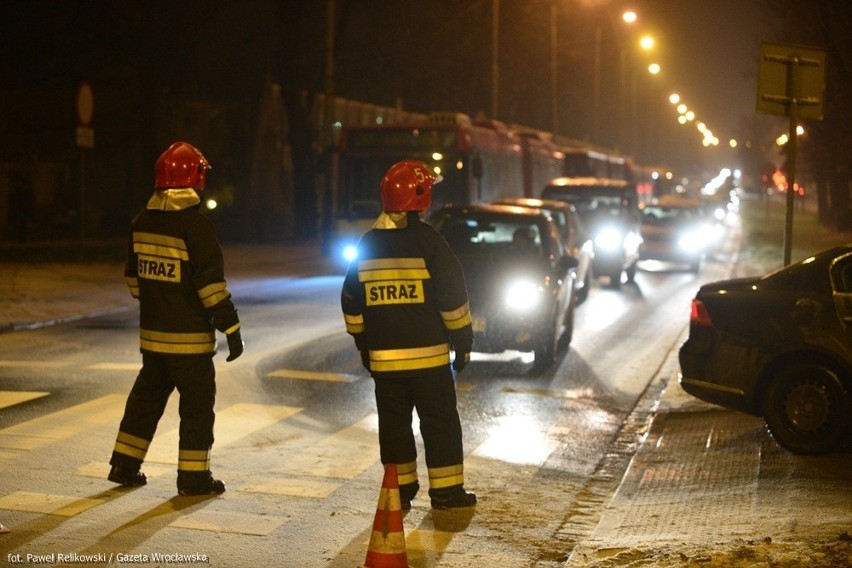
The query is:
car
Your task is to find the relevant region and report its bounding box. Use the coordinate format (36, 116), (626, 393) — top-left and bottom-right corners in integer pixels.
(542, 177), (642, 288)
(430, 203), (579, 369)
(639, 201), (715, 272)
(492, 197), (595, 302)
(678, 245), (852, 455)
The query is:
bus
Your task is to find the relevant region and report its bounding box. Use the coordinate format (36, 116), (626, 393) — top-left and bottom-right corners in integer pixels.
(326, 112), (562, 264)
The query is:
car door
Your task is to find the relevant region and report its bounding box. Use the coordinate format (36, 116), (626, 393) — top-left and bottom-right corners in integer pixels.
(830, 252), (852, 352)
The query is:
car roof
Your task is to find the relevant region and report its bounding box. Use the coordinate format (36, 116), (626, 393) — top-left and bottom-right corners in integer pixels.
(545, 177), (629, 188)
(493, 197), (578, 213)
(433, 202), (550, 220)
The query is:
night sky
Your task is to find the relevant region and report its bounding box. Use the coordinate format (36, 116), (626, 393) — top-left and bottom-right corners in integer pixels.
(0, 1), (784, 175)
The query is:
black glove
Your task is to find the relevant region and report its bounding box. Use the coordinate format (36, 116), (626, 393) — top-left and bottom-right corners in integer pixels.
(360, 350), (371, 371)
(452, 352), (470, 372)
(225, 330), (244, 362)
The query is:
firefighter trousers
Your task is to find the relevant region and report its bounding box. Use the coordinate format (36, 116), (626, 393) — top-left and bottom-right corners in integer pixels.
(373, 369), (466, 497)
(110, 352), (217, 474)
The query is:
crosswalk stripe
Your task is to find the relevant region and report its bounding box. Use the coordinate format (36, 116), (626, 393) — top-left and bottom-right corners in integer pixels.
(0, 360), (64, 368)
(145, 403), (302, 464)
(238, 477), (341, 498)
(0, 390), (49, 410)
(0, 490), (107, 517)
(169, 510), (286, 536)
(0, 394), (125, 451)
(267, 368), (361, 383)
(274, 414), (378, 479)
(470, 414), (558, 466)
(87, 363), (139, 371)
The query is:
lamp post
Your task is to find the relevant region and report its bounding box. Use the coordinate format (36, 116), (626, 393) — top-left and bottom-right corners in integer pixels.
(551, 0), (558, 133)
(492, 0), (500, 119)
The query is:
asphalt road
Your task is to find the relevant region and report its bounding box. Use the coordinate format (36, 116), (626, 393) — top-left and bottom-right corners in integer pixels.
(1, 195), (850, 567)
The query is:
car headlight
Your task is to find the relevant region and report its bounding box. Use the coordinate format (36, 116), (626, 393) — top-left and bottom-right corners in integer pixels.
(505, 279), (541, 311)
(677, 231), (704, 253)
(341, 244), (358, 263)
(594, 227), (623, 252)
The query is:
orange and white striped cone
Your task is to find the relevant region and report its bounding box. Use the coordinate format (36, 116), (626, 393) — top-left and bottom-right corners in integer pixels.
(359, 463), (410, 568)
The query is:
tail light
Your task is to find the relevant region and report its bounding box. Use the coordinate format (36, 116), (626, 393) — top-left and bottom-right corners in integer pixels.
(690, 299), (713, 327)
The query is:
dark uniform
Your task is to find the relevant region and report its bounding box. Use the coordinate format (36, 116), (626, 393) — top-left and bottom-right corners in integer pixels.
(342, 208), (476, 509)
(109, 142), (242, 496)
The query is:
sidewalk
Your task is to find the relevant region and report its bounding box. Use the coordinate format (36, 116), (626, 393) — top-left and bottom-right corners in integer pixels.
(566, 196), (852, 567)
(0, 241), (336, 332)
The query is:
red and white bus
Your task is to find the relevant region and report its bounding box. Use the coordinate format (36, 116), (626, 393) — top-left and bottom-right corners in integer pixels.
(325, 112), (562, 264)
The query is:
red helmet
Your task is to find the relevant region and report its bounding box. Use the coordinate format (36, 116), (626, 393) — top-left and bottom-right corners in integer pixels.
(155, 142), (211, 190)
(380, 160), (440, 213)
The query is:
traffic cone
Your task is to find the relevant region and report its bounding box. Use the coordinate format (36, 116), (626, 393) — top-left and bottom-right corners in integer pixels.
(360, 463), (410, 568)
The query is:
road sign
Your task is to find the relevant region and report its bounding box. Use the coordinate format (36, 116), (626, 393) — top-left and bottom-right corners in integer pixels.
(757, 42), (825, 120)
(77, 81), (94, 126)
(76, 126), (94, 148)
(76, 82), (94, 148)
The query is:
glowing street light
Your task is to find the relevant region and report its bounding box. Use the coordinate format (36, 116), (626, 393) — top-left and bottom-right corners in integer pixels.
(622, 11), (637, 24)
(648, 62), (661, 74)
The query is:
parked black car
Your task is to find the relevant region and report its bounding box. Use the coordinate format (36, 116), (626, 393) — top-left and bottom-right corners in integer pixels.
(679, 246), (852, 454)
(430, 204), (578, 369)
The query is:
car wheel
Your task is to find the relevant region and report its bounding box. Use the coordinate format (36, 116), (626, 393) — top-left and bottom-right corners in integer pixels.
(689, 259), (700, 273)
(763, 361), (851, 455)
(559, 297), (575, 349)
(533, 312), (558, 370)
(609, 269), (622, 289)
(625, 261), (638, 283)
(577, 269), (591, 303)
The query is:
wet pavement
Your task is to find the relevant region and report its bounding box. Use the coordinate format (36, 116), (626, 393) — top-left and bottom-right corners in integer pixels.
(2, 197), (851, 564)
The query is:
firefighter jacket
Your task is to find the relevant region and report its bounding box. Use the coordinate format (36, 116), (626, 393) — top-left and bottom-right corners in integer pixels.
(341, 212), (473, 378)
(124, 188), (240, 356)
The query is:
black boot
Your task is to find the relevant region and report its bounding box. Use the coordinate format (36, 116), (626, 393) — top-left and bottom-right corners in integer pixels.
(429, 485), (477, 509)
(399, 481), (419, 510)
(177, 471), (226, 496)
(108, 465), (147, 487)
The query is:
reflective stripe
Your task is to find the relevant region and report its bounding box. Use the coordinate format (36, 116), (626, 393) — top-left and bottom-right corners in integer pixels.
(428, 463), (464, 489)
(113, 431), (150, 461)
(132, 232), (189, 260)
(360, 267), (431, 282)
(197, 281), (231, 308)
(125, 277), (139, 298)
(370, 343), (450, 372)
(140, 329), (216, 355)
(396, 460), (419, 486)
(441, 302), (472, 330)
(224, 323), (241, 335)
(358, 257), (427, 271)
(178, 448), (211, 472)
(358, 258), (430, 282)
(344, 313), (365, 334)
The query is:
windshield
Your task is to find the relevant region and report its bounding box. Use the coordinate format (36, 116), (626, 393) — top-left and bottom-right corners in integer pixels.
(641, 205), (703, 226)
(432, 212), (545, 259)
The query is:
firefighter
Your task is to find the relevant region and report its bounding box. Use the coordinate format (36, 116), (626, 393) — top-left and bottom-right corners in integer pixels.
(108, 141), (243, 496)
(341, 160), (476, 509)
